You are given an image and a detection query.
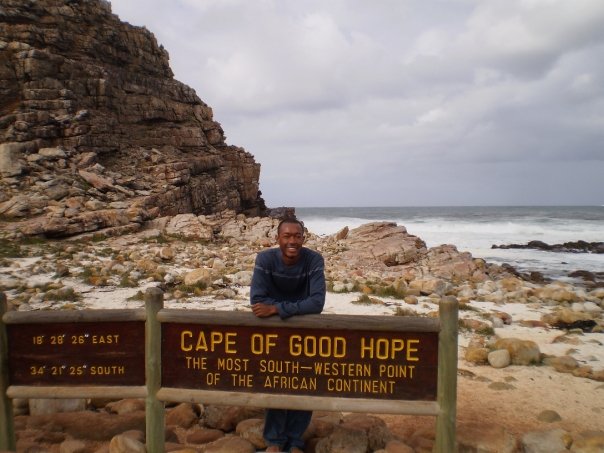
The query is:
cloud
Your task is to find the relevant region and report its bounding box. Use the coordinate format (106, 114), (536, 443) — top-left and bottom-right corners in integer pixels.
(110, 0), (604, 206)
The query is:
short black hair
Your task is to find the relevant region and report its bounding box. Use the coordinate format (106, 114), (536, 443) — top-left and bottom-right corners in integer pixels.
(277, 217), (305, 234)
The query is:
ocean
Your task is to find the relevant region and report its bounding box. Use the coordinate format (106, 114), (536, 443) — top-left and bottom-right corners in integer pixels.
(296, 206), (604, 281)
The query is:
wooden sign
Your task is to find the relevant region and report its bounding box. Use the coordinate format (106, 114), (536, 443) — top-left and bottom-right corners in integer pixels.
(7, 321), (145, 386)
(162, 323), (438, 401)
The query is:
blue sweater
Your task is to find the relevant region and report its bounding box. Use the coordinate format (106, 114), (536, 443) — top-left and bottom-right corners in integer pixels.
(250, 247), (326, 319)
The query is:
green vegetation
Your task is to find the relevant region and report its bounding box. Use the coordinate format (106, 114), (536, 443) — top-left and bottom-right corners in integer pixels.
(44, 286), (80, 302)
(394, 306), (418, 317)
(476, 325), (495, 336)
(458, 303), (480, 312)
(119, 275), (139, 288)
(0, 238), (26, 258)
(127, 290), (145, 301)
(78, 266), (109, 286)
(374, 284), (406, 299)
(351, 294), (383, 305)
(176, 281), (208, 296)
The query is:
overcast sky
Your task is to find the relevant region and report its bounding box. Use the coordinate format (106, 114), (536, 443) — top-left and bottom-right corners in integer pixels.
(110, 0), (604, 207)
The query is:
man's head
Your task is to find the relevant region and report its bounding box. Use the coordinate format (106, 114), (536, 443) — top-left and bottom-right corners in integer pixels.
(276, 218), (305, 265)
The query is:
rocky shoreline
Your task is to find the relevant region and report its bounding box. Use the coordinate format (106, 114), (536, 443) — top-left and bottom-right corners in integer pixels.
(492, 240), (604, 255)
(1, 212), (604, 452)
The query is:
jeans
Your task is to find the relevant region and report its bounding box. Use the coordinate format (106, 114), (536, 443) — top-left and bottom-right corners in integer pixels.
(263, 408), (312, 450)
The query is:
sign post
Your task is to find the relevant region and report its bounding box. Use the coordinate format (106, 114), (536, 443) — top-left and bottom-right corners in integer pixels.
(1, 289), (458, 452)
(1, 292), (16, 451)
(436, 296), (459, 452)
(145, 287), (164, 453)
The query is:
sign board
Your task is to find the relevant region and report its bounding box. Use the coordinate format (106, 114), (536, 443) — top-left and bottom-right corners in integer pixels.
(7, 321), (145, 386)
(162, 323), (438, 401)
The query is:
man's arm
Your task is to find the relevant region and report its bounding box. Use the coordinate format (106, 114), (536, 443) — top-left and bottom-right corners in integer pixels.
(250, 253), (280, 317)
(275, 254), (326, 319)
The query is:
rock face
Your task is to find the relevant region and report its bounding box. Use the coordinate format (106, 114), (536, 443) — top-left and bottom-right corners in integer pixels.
(0, 0), (266, 238)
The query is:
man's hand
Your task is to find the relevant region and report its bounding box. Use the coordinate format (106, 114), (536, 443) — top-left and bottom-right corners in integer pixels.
(252, 303), (278, 318)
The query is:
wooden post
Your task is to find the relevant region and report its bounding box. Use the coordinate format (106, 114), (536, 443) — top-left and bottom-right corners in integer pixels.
(0, 292), (16, 451)
(145, 287), (164, 452)
(435, 296), (459, 452)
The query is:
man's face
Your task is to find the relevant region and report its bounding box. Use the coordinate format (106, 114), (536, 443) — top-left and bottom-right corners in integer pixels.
(277, 222), (304, 264)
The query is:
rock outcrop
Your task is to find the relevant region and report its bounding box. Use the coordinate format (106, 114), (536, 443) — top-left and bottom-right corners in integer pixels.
(492, 240), (604, 254)
(0, 0), (266, 238)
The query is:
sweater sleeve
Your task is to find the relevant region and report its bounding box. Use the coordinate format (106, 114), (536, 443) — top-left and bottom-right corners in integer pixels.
(276, 254), (326, 319)
(250, 252), (280, 306)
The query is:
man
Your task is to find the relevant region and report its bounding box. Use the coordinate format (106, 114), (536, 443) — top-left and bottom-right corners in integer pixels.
(250, 217), (326, 453)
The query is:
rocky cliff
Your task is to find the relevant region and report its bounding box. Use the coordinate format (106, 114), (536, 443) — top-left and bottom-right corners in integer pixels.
(0, 0), (266, 238)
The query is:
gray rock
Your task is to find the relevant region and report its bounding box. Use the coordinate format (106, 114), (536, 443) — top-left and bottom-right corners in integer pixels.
(457, 422), (518, 452)
(493, 338), (541, 365)
(109, 433), (146, 453)
(203, 436), (256, 453)
(235, 418), (265, 449)
(521, 428), (571, 452)
(315, 425), (369, 453)
(537, 410), (562, 423)
(29, 398), (86, 415)
(488, 349), (511, 368)
(0, 142), (25, 176)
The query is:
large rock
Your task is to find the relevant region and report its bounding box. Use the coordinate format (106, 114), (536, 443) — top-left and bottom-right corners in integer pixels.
(0, 142), (25, 176)
(202, 436), (255, 453)
(571, 431), (604, 453)
(0, 0), (265, 238)
(203, 406), (263, 432)
(165, 403), (200, 429)
(315, 425), (369, 453)
(235, 418), (266, 449)
(493, 338), (541, 366)
(417, 244), (482, 282)
(340, 414), (392, 451)
(109, 433), (147, 453)
(457, 422), (518, 452)
(340, 222), (427, 267)
(165, 214), (213, 240)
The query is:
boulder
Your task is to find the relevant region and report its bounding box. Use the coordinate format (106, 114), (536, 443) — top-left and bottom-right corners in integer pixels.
(202, 436), (255, 453)
(183, 268), (213, 287)
(203, 406), (263, 432)
(341, 414), (392, 451)
(109, 433), (146, 453)
(0, 142), (25, 176)
(235, 418), (266, 449)
(571, 431), (604, 453)
(543, 355), (579, 373)
(493, 338), (541, 365)
(408, 278), (450, 296)
(341, 222), (427, 267)
(165, 403), (200, 429)
(464, 345), (489, 364)
(488, 349), (511, 368)
(165, 214), (213, 240)
(185, 427), (224, 445)
(314, 425), (369, 453)
(105, 399), (145, 415)
(457, 422), (518, 453)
